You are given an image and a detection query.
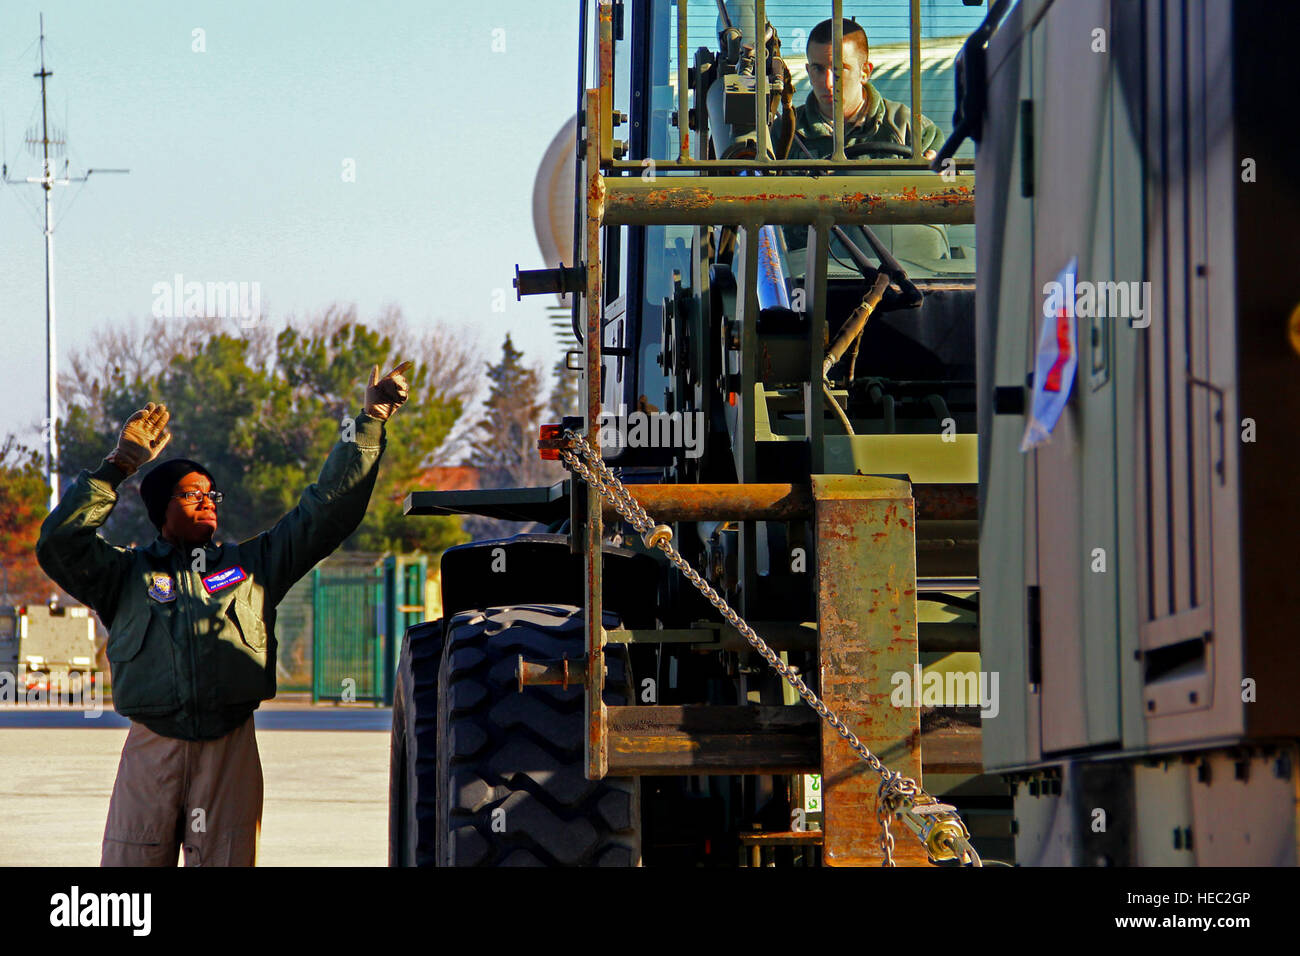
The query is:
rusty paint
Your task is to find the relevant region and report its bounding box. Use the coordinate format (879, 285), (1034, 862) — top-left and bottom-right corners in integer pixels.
(518, 655), (590, 690)
(838, 195), (887, 215)
(920, 184), (975, 205)
(597, 3), (614, 166)
(583, 85), (608, 780)
(601, 176), (974, 227)
(639, 187), (714, 209)
(814, 477), (928, 866)
(598, 5), (613, 87)
(748, 192), (808, 203)
(759, 230), (785, 288)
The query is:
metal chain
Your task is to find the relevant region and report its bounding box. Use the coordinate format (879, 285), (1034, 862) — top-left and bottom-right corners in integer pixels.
(558, 430), (982, 867)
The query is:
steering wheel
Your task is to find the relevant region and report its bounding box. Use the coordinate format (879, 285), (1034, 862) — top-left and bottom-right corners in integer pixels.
(842, 141), (920, 159)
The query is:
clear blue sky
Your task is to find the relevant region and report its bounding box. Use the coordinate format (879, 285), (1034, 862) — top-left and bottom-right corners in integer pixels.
(0, 0), (579, 448)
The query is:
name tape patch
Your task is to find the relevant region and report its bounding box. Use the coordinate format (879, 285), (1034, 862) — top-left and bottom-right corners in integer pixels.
(201, 566), (247, 594)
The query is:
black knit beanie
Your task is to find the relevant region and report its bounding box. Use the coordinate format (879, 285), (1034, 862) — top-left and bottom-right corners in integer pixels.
(139, 458), (216, 531)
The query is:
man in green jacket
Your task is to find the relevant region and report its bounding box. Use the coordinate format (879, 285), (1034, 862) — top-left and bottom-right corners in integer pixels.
(37, 362), (411, 866)
(795, 17), (942, 160)
(787, 19), (955, 273)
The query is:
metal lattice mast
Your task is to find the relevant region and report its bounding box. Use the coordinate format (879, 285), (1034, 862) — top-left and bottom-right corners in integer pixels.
(3, 16), (128, 510)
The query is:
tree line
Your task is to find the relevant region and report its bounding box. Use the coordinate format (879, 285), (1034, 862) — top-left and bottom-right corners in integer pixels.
(0, 306), (576, 606)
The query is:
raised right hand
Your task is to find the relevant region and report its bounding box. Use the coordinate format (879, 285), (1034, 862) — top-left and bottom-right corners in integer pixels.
(108, 402), (173, 476)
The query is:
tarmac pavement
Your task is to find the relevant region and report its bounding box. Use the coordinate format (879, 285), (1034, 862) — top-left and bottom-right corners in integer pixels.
(0, 698), (393, 867)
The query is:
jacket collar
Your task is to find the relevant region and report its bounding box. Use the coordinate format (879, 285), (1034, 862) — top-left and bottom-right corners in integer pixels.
(144, 536), (173, 558)
(145, 536), (222, 559)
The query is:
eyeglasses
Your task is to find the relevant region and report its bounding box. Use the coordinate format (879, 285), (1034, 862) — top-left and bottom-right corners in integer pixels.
(172, 490), (223, 505)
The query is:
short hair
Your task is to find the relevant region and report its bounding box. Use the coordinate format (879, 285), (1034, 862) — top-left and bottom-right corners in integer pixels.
(807, 18), (869, 64)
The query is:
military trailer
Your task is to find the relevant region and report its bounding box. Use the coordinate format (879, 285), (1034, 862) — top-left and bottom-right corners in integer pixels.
(966, 0), (1300, 864)
(0, 603), (99, 701)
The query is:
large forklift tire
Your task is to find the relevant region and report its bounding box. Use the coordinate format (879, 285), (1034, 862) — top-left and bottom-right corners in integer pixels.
(389, 619), (445, 866)
(436, 605), (640, 866)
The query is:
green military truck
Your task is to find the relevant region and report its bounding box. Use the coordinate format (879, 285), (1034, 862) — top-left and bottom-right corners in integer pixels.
(389, 0), (1299, 866)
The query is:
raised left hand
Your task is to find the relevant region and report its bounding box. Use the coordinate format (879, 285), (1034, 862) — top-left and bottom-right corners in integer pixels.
(365, 361), (412, 421)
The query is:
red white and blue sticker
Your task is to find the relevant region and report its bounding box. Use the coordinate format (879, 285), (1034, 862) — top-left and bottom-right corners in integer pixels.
(201, 565), (247, 594)
(1022, 257), (1079, 452)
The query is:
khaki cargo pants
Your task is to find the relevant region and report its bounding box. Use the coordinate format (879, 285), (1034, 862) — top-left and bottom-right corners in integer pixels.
(101, 716), (262, 867)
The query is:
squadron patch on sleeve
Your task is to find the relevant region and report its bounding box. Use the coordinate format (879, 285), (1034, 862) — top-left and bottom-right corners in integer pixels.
(201, 565), (247, 594)
(147, 573), (177, 603)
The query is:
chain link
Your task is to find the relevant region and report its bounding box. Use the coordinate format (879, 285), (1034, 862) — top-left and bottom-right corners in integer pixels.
(559, 430), (981, 867)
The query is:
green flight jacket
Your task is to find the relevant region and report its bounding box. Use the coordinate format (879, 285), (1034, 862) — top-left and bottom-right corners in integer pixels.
(794, 82), (942, 157)
(36, 411), (388, 741)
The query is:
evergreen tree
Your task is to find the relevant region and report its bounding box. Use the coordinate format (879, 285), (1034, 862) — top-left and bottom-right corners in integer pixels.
(56, 311), (471, 556)
(465, 334), (565, 539)
(470, 334), (560, 490)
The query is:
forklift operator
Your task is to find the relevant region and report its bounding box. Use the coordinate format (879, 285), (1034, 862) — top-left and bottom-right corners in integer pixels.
(796, 17), (941, 161)
(783, 19), (954, 272)
(36, 362), (410, 866)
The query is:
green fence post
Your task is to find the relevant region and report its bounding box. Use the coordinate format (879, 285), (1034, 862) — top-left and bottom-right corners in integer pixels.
(376, 557), (388, 707)
(311, 566), (322, 704)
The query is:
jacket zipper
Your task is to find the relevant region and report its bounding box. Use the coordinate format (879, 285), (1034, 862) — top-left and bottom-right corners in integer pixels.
(178, 550), (201, 738)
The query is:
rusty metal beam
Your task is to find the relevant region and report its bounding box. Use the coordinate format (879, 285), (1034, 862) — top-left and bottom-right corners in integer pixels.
(583, 82), (607, 780)
(813, 475), (928, 866)
(605, 705), (981, 776)
(608, 705), (816, 775)
(596, 482), (976, 522)
(737, 831), (824, 845)
(517, 656), (588, 690)
(920, 723), (983, 774)
(597, 2), (614, 166)
(600, 483), (810, 522)
(601, 175), (974, 227)
(606, 157), (974, 173)
(913, 483), (979, 520)
(605, 621), (975, 653)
